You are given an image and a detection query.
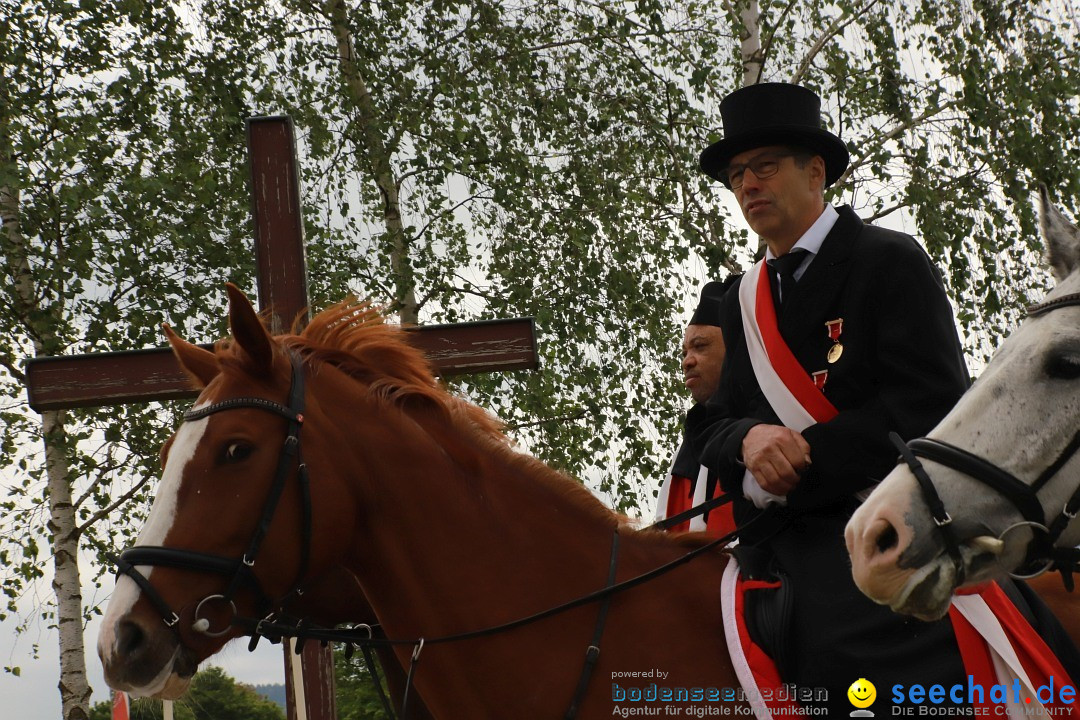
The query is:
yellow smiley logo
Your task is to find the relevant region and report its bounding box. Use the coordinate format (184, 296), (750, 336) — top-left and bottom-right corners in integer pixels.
(848, 678), (876, 709)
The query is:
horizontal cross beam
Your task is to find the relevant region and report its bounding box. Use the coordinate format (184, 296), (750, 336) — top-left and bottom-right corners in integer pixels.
(25, 317), (537, 412)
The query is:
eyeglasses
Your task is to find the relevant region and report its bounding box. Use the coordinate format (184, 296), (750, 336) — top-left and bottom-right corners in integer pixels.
(723, 151), (796, 189)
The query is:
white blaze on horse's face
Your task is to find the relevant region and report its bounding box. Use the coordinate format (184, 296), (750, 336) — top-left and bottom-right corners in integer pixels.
(97, 415), (209, 697)
(846, 191), (1080, 620)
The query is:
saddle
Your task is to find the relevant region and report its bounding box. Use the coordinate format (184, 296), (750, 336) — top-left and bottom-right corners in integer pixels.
(731, 544), (795, 679)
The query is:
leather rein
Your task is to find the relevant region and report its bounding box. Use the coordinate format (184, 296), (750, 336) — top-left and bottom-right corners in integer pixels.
(112, 349), (746, 720)
(891, 291), (1080, 587)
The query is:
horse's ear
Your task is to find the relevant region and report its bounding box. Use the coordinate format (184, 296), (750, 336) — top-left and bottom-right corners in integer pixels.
(163, 325), (220, 388)
(225, 283), (275, 371)
(1039, 185), (1080, 282)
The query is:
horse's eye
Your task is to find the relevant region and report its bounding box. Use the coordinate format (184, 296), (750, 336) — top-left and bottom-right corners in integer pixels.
(221, 442), (254, 464)
(1045, 348), (1080, 380)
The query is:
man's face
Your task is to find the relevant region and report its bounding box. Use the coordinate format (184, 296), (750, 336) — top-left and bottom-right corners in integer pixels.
(727, 145), (825, 248)
(682, 323), (725, 404)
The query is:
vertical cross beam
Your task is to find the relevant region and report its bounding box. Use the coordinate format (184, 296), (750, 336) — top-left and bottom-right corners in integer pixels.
(248, 118), (309, 334)
(247, 117), (333, 720)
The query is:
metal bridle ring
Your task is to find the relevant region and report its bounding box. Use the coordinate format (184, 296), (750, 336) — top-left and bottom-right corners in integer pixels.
(998, 521), (1055, 580)
(192, 594), (238, 637)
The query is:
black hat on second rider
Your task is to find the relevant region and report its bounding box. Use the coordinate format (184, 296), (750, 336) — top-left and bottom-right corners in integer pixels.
(689, 275), (740, 327)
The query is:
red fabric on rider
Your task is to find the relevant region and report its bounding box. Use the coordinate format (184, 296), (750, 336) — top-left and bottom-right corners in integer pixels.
(733, 576), (803, 717)
(662, 473), (736, 537)
(953, 584), (1080, 714)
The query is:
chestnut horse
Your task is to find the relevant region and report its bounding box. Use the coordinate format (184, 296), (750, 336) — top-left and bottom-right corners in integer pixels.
(96, 284), (738, 718)
(847, 188), (1080, 620)
(137, 380), (436, 718)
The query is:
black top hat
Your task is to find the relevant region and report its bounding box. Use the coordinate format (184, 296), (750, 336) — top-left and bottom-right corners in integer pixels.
(699, 83), (849, 188)
(689, 276), (739, 327)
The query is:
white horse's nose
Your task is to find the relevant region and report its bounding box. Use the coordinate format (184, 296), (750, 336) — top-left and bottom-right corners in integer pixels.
(847, 515), (902, 567)
(845, 496), (919, 603)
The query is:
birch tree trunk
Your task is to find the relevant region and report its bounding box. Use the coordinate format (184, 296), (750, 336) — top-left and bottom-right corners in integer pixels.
(0, 133), (90, 720)
(43, 411), (90, 720)
(324, 0), (420, 324)
(739, 0), (763, 86)
(736, 0), (766, 258)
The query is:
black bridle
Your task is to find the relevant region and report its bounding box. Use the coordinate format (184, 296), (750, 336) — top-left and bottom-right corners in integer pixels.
(115, 350), (313, 639)
(112, 347), (748, 719)
(891, 291), (1080, 587)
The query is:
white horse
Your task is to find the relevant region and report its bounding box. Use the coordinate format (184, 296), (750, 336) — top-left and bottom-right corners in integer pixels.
(846, 187), (1080, 621)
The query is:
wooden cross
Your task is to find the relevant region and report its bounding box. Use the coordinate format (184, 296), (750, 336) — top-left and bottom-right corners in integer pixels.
(24, 117), (538, 720)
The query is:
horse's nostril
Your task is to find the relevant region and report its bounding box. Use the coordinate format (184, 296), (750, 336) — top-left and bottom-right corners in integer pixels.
(875, 523), (899, 554)
(117, 620), (145, 659)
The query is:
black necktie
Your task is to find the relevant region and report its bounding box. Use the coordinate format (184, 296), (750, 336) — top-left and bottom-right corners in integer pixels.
(767, 249), (808, 315)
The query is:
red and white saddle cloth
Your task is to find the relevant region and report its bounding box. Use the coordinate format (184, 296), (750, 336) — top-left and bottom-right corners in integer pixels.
(721, 260), (1079, 718)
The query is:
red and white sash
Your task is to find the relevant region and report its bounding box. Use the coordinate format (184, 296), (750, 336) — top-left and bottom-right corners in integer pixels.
(739, 259), (837, 429)
(723, 260), (841, 716)
(951, 587), (1078, 715)
(738, 260), (836, 508)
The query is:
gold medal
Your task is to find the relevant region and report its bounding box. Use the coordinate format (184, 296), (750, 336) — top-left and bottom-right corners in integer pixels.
(825, 318), (844, 364)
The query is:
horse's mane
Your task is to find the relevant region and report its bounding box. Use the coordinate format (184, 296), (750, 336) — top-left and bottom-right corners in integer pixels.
(216, 298), (504, 439)
(217, 299), (622, 530)
(299, 299), (510, 439)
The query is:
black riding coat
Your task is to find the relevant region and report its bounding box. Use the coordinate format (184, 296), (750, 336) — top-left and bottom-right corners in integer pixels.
(687, 205), (970, 520)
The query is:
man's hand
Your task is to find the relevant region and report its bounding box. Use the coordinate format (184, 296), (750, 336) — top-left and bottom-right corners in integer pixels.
(741, 424), (812, 495)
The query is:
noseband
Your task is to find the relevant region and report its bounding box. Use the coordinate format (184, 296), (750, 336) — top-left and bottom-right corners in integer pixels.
(115, 350), (312, 639)
(892, 291), (1080, 585)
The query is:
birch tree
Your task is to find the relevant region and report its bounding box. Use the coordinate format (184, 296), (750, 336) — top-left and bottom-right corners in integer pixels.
(1, 3), (265, 718)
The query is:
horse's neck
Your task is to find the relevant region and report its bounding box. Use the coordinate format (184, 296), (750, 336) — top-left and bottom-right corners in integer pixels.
(341, 405), (627, 621)
(323, 388), (693, 606)
(313, 377), (733, 715)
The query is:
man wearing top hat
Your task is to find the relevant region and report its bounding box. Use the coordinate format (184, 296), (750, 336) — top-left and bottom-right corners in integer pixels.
(686, 82), (1079, 713)
(654, 277), (739, 536)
